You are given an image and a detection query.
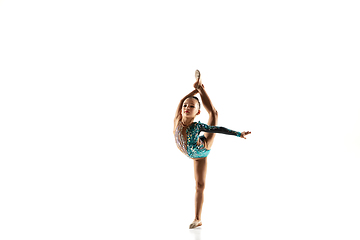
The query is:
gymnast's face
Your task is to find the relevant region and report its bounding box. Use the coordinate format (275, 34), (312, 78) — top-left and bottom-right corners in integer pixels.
(182, 98), (200, 118)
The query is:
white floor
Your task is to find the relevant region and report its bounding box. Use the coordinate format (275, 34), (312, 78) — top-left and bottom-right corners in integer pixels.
(1, 152), (359, 240)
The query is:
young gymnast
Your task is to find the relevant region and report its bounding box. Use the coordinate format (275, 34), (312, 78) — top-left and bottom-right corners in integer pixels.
(173, 70), (251, 229)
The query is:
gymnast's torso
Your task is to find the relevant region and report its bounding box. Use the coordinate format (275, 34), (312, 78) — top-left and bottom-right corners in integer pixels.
(174, 120), (242, 159)
(174, 121), (211, 159)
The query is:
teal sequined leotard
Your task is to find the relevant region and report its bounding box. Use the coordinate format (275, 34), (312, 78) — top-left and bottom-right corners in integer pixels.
(175, 121), (242, 159)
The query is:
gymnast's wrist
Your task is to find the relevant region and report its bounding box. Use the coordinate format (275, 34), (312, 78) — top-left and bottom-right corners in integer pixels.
(236, 132), (242, 137)
(197, 85), (204, 92)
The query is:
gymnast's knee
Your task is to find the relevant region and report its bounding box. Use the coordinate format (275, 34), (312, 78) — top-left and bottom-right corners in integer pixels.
(195, 182), (205, 192)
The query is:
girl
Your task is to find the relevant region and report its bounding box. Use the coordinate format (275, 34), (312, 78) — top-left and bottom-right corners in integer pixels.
(173, 70), (251, 229)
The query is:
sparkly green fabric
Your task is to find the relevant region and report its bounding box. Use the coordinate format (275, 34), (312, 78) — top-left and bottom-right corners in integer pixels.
(175, 121), (241, 159)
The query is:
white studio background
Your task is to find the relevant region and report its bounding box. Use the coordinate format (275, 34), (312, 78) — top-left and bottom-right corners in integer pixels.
(1, 0), (359, 240)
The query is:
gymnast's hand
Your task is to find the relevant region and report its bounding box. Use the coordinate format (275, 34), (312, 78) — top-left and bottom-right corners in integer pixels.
(193, 81), (204, 90)
(240, 131), (251, 139)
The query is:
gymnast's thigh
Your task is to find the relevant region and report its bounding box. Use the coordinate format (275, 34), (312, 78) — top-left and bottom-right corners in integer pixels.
(193, 157), (207, 186)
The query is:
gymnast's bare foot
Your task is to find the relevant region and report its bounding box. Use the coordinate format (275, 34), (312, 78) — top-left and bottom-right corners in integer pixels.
(189, 219), (202, 229)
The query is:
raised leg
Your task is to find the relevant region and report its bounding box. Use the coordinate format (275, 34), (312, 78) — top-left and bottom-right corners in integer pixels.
(198, 85), (218, 150)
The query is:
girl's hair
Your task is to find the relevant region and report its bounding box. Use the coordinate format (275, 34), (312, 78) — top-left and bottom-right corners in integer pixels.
(190, 96), (201, 109)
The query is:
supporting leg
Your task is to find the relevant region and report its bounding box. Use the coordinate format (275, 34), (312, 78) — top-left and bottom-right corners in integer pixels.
(191, 157), (207, 228)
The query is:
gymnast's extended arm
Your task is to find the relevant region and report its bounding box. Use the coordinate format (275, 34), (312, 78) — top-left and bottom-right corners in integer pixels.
(198, 122), (252, 139)
(199, 123), (242, 137)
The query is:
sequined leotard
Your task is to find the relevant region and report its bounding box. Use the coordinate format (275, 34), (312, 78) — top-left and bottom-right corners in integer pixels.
(175, 121), (242, 159)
